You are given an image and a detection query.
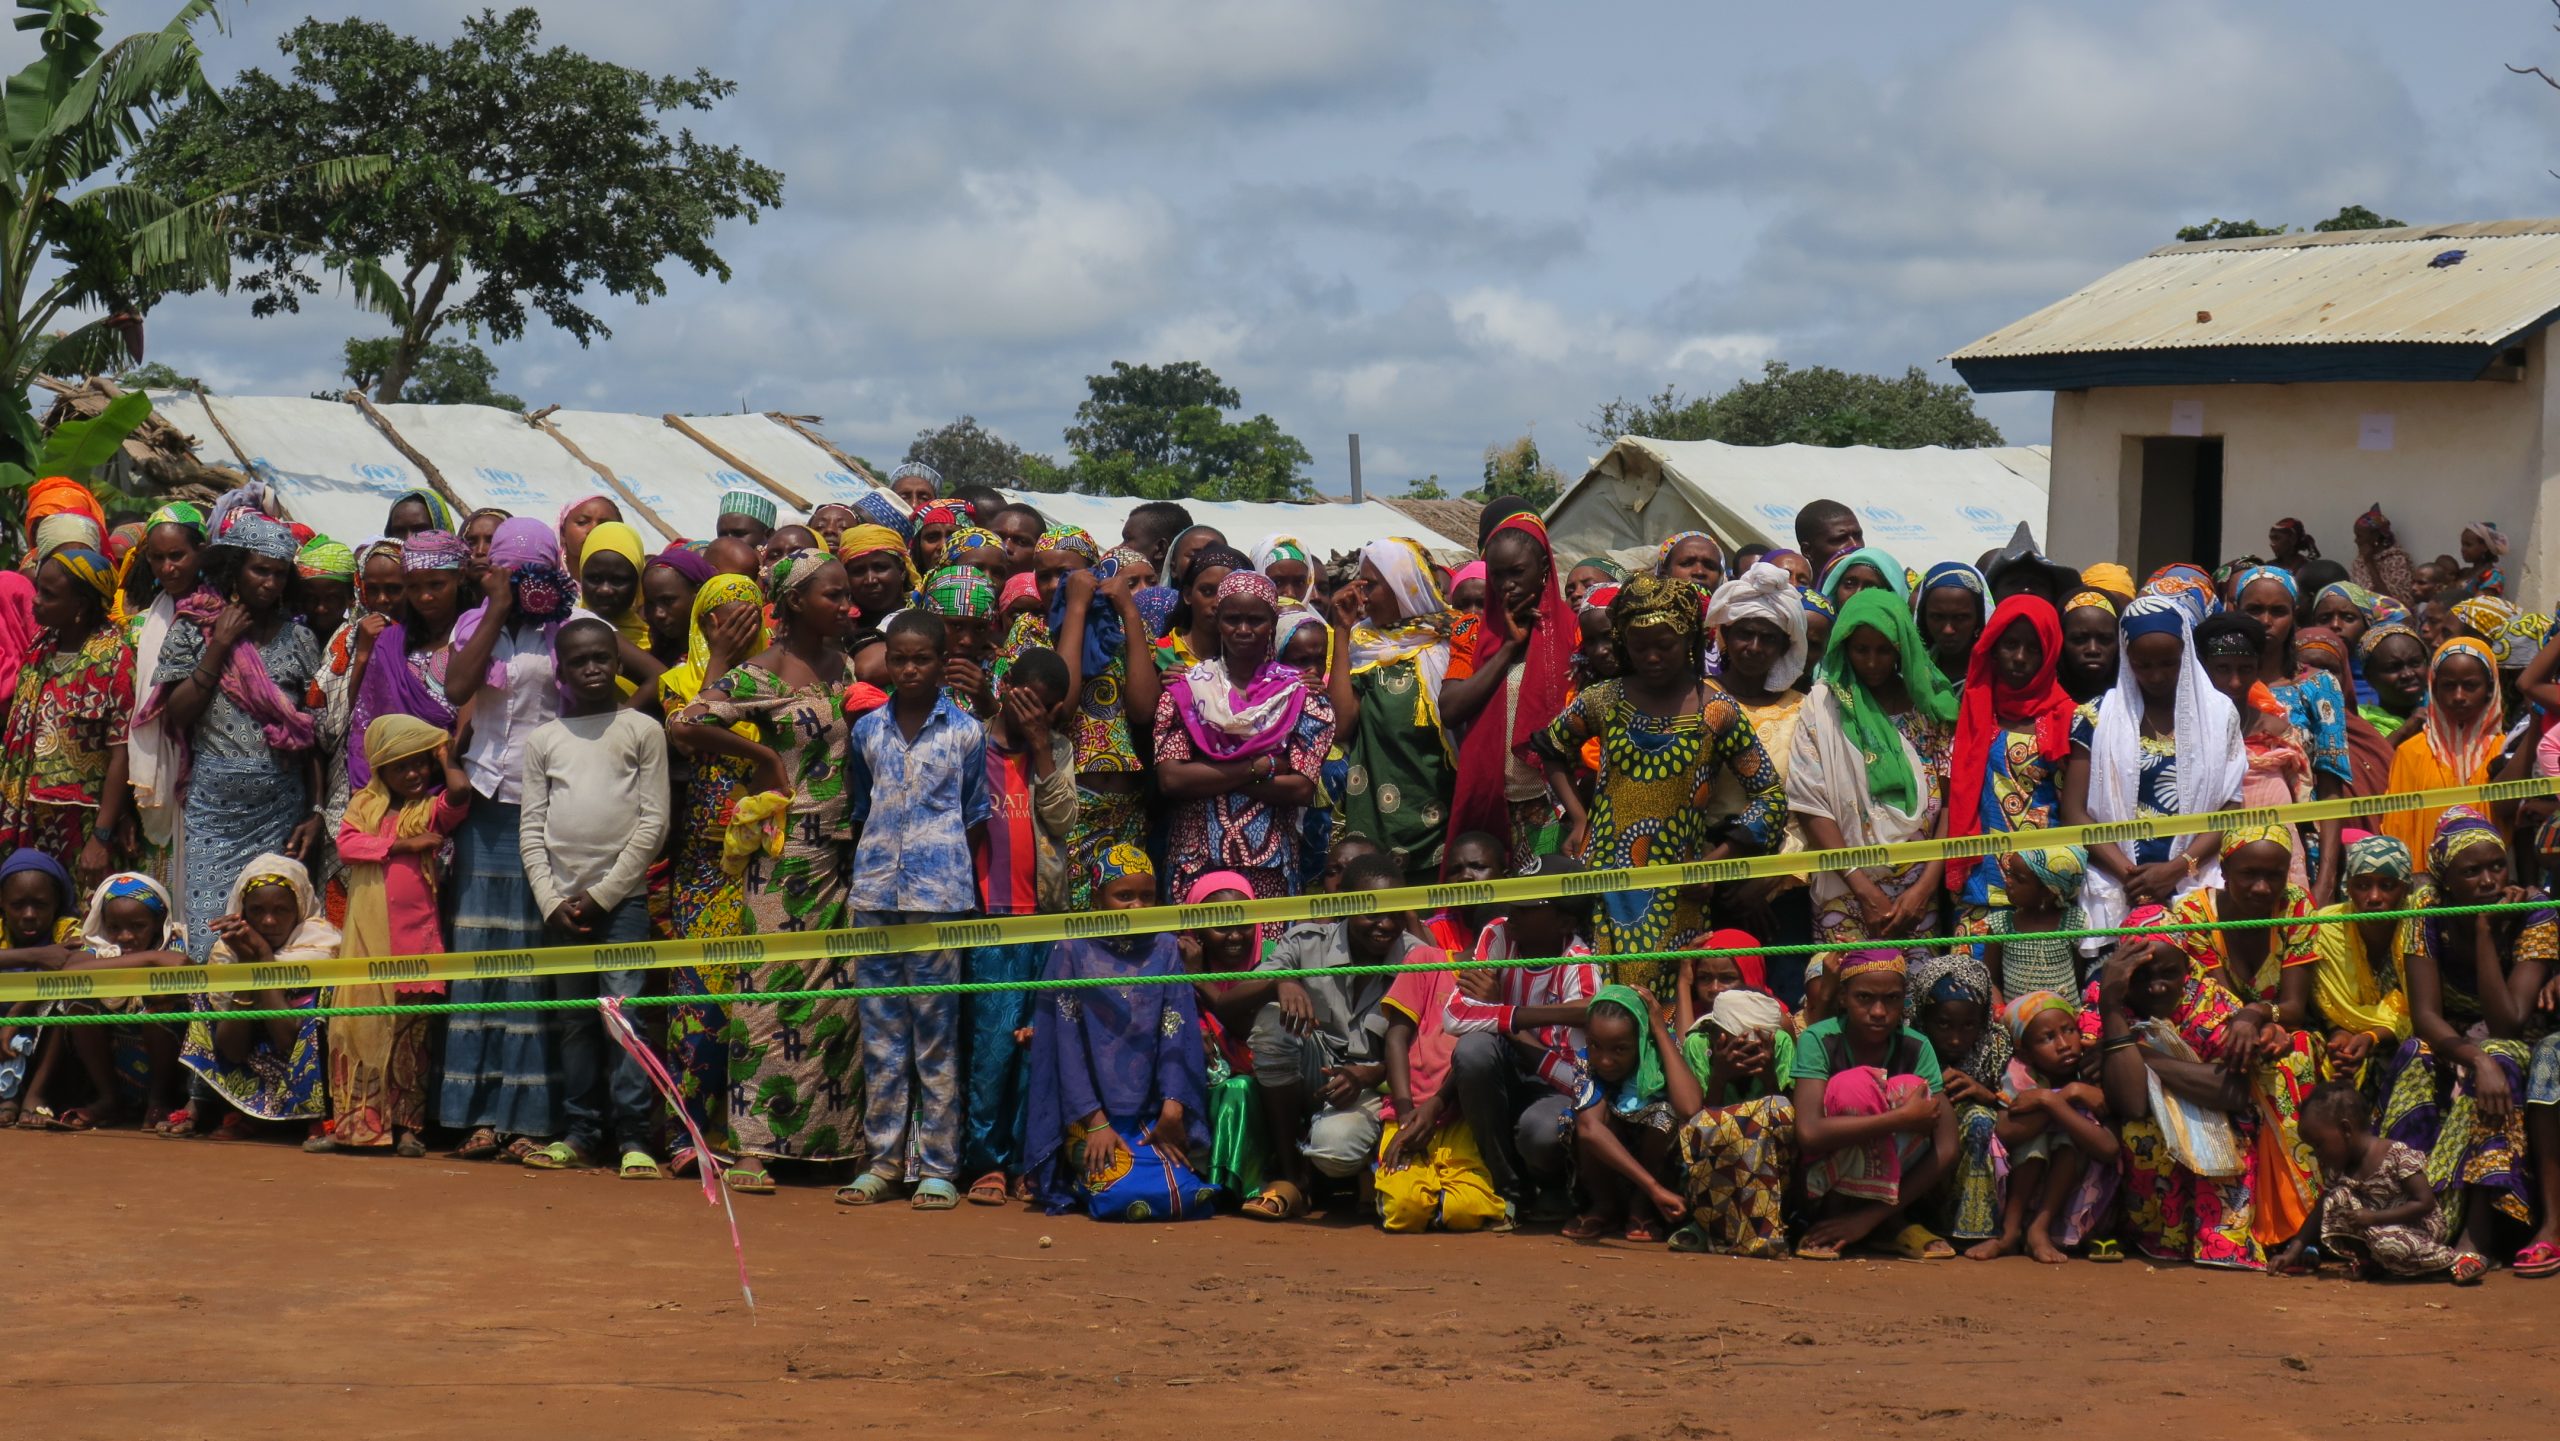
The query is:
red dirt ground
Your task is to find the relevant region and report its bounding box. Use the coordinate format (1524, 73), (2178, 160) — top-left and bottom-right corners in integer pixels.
(5, 1128), (2552, 1440)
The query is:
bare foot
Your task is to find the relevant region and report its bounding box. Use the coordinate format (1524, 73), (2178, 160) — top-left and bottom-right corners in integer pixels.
(2026, 1220), (2071, 1265)
(1965, 1232), (2018, 1261)
(1799, 1200), (1897, 1256)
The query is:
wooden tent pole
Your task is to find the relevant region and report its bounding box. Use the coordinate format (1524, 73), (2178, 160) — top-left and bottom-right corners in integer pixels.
(764, 411), (880, 486)
(660, 413), (812, 513)
(529, 412), (682, 544)
(346, 392), (472, 518)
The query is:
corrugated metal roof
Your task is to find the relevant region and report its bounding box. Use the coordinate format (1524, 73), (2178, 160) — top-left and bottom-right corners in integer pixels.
(1949, 219), (2560, 359)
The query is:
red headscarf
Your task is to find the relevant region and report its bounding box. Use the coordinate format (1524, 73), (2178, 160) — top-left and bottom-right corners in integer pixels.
(1946, 594), (2075, 893)
(1447, 513), (1576, 856)
(1698, 928), (1769, 993)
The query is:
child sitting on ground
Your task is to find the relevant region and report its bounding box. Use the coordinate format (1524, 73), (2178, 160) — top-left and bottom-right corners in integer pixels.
(1676, 930), (1795, 1108)
(2276, 1081), (2472, 1282)
(1969, 991), (2118, 1264)
(1980, 846), (2087, 998)
(1564, 986), (1704, 1242)
(180, 855), (341, 1137)
(1790, 949), (1959, 1261)
(0, 849), (116, 1129)
(1021, 846), (1217, 1222)
(1419, 830), (1505, 954)
(1376, 936), (1506, 1234)
(1440, 856), (1604, 1221)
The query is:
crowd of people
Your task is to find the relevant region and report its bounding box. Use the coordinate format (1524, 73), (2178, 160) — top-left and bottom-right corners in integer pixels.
(1, 468), (2558, 1282)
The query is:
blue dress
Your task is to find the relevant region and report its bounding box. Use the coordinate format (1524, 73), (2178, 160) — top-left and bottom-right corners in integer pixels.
(2266, 668), (2350, 788)
(1023, 935), (1218, 1221)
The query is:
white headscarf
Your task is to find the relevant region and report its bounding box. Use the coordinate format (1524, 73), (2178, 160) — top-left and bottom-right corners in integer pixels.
(1249, 533), (1311, 575)
(1705, 561), (1810, 691)
(1707, 988), (1785, 1037)
(80, 871), (182, 956)
(2081, 595), (2246, 938)
(209, 853), (342, 966)
(1348, 538), (1457, 709)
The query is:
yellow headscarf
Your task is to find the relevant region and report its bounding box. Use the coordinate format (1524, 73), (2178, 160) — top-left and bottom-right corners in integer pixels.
(837, 523), (925, 593)
(343, 714), (450, 839)
(579, 520), (652, 649)
(661, 573), (769, 732)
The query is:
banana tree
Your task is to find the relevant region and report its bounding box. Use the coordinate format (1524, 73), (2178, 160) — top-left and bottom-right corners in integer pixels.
(0, 0), (379, 470)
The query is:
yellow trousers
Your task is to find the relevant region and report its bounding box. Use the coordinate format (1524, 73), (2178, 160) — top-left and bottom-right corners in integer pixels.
(1374, 1117), (1507, 1233)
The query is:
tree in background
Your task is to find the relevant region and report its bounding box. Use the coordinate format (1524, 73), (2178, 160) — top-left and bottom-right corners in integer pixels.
(907, 415), (1057, 491)
(1402, 474), (1448, 499)
(1586, 362), (2004, 450)
(2, 0), (380, 470)
(326, 336), (522, 410)
(118, 361), (204, 392)
(131, 7), (784, 402)
(1058, 361), (1311, 501)
(2175, 205), (2403, 242)
(1477, 435), (1564, 510)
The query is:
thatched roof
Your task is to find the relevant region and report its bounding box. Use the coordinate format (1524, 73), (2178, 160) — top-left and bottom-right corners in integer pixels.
(34, 375), (244, 509)
(1365, 496), (1484, 553)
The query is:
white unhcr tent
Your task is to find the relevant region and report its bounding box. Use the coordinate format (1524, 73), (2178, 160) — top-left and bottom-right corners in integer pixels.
(1000, 490), (1470, 561)
(1545, 436), (2052, 568)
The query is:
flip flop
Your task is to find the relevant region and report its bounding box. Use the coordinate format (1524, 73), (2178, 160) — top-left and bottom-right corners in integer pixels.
(618, 1150), (665, 1180)
(520, 1140), (593, 1171)
(2085, 1239), (2125, 1264)
(395, 1132), (427, 1159)
(2513, 1242), (2560, 1279)
(1623, 1214), (1666, 1244)
(1561, 1213), (1613, 1242)
(911, 1178), (961, 1211)
(834, 1172), (897, 1206)
(452, 1127), (503, 1161)
(2452, 1252), (2490, 1285)
(724, 1167), (775, 1195)
(1241, 1180), (1306, 1222)
(1887, 1223), (1956, 1261)
(1794, 1238), (1843, 1261)
(965, 1171), (1011, 1206)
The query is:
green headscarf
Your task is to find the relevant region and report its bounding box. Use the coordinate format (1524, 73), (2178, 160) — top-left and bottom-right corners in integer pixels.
(1588, 984), (1665, 1115)
(1817, 545), (1910, 601)
(1819, 586), (1959, 814)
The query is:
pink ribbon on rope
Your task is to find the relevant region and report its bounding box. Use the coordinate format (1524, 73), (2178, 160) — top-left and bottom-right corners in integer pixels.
(599, 997), (756, 1317)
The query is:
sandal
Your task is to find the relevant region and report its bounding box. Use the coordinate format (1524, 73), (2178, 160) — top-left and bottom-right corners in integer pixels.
(452, 1127), (503, 1161)
(618, 1150), (665, 1180)
(395, 1132), (427, 1159)
(911, 1178), (961, 1211)
(499, 1136), (540, 1165)
(2451, 1252), (2490, 1285)
(2085, 1239), (2124, 1265)
(667, 1147), (701, 1179)
(1794, 1238), (1844, 1262)
(834, 1172), (897, 1206)
(1240, 1179), (1306, 1222)
(1886, 1223), (1956, 1261)
(155, 1108), (204, 1139)
(2513, 1241), (2560, 1279)
(965, 1171), (1011, 1206)
(302, 1133), (339, 1154)
(724, 1167), (775, 1195)
(1623, 1213), (1666, 1244)
(521, 1141), (596, 1171)
(1561, 1213), (1614, 1242)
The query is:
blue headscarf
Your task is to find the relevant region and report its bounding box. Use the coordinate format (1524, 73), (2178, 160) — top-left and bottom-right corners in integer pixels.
(853, 490), (916, 546)
(1049, 549), (1136, 677)
(0, 847), (72, 912)
(1915, 560), (1990, 620)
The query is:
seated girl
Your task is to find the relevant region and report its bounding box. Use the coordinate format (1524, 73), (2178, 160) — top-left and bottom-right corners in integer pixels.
(2276, 1081), (2472, 1282)
(1672, 935), (1798, 1258)
(5, 859), (186, 1131)
(1789, 949), (1960, 1261)
(1375, 950), (1506, 1233)
(72, 873), (192, 1135)
(1968, 991), (2117, 1263)
(1979, 846), (2087, 998)
(1561, 985), (1702, 1242)
(1022, 847), (1217, 1222)
(2309, 833), (2415, 1086)
(1908, 953), (2009, 1249)
(179, 855), (341, 1138)
(1181, 869), (1276, 1204)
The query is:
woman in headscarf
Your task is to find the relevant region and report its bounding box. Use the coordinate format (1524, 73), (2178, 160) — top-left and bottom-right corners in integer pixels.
(2310, 581), (2391, 704)
(459, 507), (509, 582)
(1446, 559), (1487, 616)
(2139, 563), (2219, 625)
(670, 549), (866, 1189)
(310, 538), (407, 905)
(805, 502), (859, 553)
(2456, 521), (2510, 598)
(2193, 612), (2319, 894)
(2167, 823), (2321, 1044)
(180, 853), (339, 1134)
(2294, 624), (2394, 810)
(836, 521), (924, 678)
(655, 571), (768, 1171)
(1152, 571), (1336, 906)
(1247, 533), (1315, 603)
(1054, 552), (1165, 906)
(0, 545), (134, 888)
(2379, 637), (2503, 871)
(383, 489), (458, 543)
(2089, 906), (2315, 1271)
(2308, 832), (2416, 1086)
(2267, 517), (2320, 572)
(1816, 546), (1906, 604)
(1786, 587), (1958, 958)
(1704, 562), (1814, 987)
(138, 513), (323, 962)
(319, 715), (469, 1157)
(122, 501), (206, 887)
(1155, 542), (1248, 674)
(556, 493), (623, 575)
(1655, 531), (1726, 592)
(346, 531), (466, 788)
(1564, 556), (1626, 610)
(2359, 620), (2430, 737)
(2061, 596), (2246, 941)
(639, 541), (713, 675)
(1944, 595), (2075, 931)
(1914, 561), (1990, 687)
(436, 517), (586, 1161)
(2348, 505), (2418, 604)
(2385, 807), (2548, 1278)
(295, 535), (358, 645)
(1444, 514), (1578, 865)
(1535, 574), (1783, 986)
(1905, 951), (2012, 1247)
(2228, 566), (2350, 881)
(574, 519), (654, 659)
(1332, 539), (1472, 881)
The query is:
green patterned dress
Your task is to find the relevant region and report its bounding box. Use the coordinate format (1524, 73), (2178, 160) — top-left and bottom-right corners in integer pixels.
(694, 661), (865, 1164)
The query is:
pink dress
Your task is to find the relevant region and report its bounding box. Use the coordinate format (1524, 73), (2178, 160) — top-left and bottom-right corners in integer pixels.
(2241, 722), (2311, 890)
(334, 792), (470, 994)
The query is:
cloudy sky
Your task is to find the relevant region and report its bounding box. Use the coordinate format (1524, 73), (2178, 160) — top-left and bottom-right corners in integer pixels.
(64, 0), (2560, 491)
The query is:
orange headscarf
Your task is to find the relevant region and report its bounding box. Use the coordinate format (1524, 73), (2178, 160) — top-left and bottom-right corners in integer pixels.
(25, 476), (105, 532)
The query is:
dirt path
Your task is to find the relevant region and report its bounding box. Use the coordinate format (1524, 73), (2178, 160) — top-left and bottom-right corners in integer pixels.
(4, 1129), (2548, 1439)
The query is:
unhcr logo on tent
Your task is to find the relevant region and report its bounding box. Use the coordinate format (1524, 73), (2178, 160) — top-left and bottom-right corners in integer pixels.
(1864, 504), (1926, 540)
(1961, 505), (2008, 532)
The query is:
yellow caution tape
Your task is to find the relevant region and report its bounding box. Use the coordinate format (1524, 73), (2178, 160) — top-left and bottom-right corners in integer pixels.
(12, 774), (2550, 1004)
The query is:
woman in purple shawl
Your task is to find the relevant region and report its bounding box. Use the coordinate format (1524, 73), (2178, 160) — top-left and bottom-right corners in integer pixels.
(1022, 845), (1217, 1220)
(346, 530), (468, 787)
(1149, 570), (1335, 905)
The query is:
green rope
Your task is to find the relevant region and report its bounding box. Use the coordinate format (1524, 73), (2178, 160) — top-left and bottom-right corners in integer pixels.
(8, 898), (2534, 1028)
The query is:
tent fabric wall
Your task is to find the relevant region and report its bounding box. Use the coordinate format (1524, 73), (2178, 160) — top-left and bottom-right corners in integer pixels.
(151, 391), (433, 546)
(373, 402), (634, 541)
(998, 491), (1470, 562)
(543, 410), (776, 543)
(678, 413), (880, 516)
(1546, 437), (2052, 568)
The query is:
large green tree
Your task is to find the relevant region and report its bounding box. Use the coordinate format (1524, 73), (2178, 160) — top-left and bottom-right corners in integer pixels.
(326, 335), (520, 409)
(2, 0), (378, 471)
(131, 7), (784, 401)
(1059, 360), (1312, 501)
(906, 415), (1057, 492)
(1587, 362), (2004, 450)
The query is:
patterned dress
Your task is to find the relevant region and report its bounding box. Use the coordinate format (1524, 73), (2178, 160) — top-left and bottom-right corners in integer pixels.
(1535, 678), (1783, 987)
(0, 625), (134, 867)
(2319, 1139), (2457, 1277)
(1953, 719), (2063, 921)
(2169, 884), (2319, 1009)
(1802, 705), (1955, 955)
(1067, 654), (1146, 908)
(1151, 684), (1335, 907)
(663, 749), (753, 1144)
(1338, 649), (1459, 881)
(694, 661), (864, 1164)
(2381, 897), (2554, 1232)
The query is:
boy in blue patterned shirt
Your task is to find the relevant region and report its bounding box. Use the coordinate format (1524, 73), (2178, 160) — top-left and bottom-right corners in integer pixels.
(839, 611), (991, 1210)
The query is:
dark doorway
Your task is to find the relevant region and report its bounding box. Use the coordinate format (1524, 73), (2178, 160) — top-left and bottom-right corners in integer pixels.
(2132, 436), (2223, 578)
